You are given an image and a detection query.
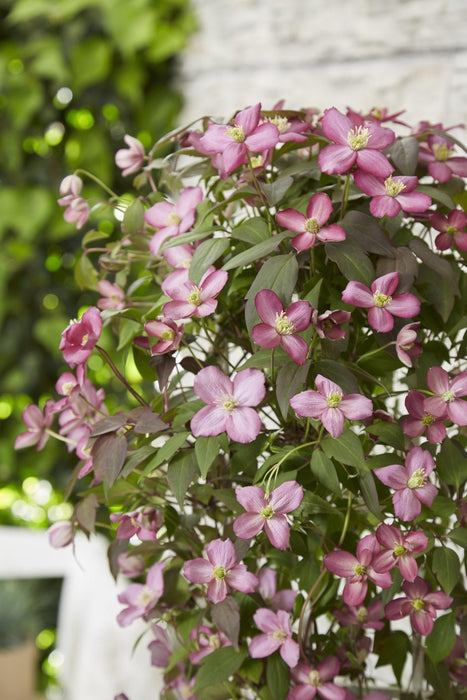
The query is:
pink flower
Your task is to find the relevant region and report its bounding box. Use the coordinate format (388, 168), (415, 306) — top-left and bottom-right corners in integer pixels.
(161, 266), (228, 320)
(233, 481), (304, 550)
(276, 192), (346, 251)
(444, 635), (467, 685)
(117, 551), (145, 577)
(419, 134), (467, 183)
(395, 323), (422, 367)
(333, 600), (385, 630)
(288, 656), (345, 700)
(58, 174), (90, 230)
(249, 608), (299, 668)
(148, 624), (171, 668)
(372, 523), (427, 581)
(144, 186), (203, 254)
(48, 521), (74, 548)
(110, 506), (163, 541)
(402, 390), (447, 444)
(117, 561), (165, 627)
(290, 374), (372, 439)
(318, 107), (395, 176)
(252, 290), (312, 365)
(199, 103), (280, 177)
(373, 446), (438, 521)
(384, 576), (452, 635)
(311, 307), (351, 340)
(353, 170), (432, 218)
(182, 537), (258, 603)
(324, 534), (392, 606)
(97, 280), (125, 310)
(189, 624), (232, 664)
(59, 306), (102, 367)
(144, 318), (184, 355)
(15, 400), (56, 450)
(115, 135), (145, 176)
(342, 271), (420, 333)
(191, 366), (266, 443)
(257, 567), (296, 612)
(424, 366), (467, 425)
(430, 208), (467, 252)
(262, 111), (310, 143)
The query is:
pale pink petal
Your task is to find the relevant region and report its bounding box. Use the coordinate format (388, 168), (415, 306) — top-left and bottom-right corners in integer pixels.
(318, 684), (346, 700)
(207, 577), (228, 603)
(319, 144), (356, 174)
(288, 687), (316, 700)
(398, 555), (418, 582)
(232, 369), (266, 406)
(426, 366), (450, 394)
(249, 633), (281, 658)
(235, 485), (266, 512)
(369, 196), (401, 218)
(233, 512), (265, 539)
(252, 324), (282, 348)
(411, 609), (434, 635)
(176, 187), (203, 217)
(281, 335), (309, 365)
(317, 224), (346, 242)
(393, 488), (421, 521)
(253, 608), (283, 633)
(183, 558), (213, 584)
(355, 149), (394, 177)
(236, 103), (262, 135)
(144, 201), (175, 228)
(447, 399), (467, 425)
(146, 561), (166, 591)
(193, 365), (233, 403)
(199, 269), (228, 299)
(222, 142), (247, 174)
(290, 390), (328, 418)
(226, 406), (262, 442)
(388, 293), (420, 318)
(225, 565), (258, 593)
(317, 656), (340, 681)
(264, 516), (290, 549)
(373, 464), (407, 489)
(269, 481), (304, 513)
(321, 108), (352, 145)
(321, 407), (345, 438)
(194, 299), (219, 317)
(415, 482), (437, 507)
(191, 405), (228, 438)
(280, 638), (300, 668)
(285, 301), (312, 331)
(205, 538), (237, 569)
(353, 170), (386, 196)
(339, 395), (373, 420)
(245, 122), (279, 151)
(314, 374), (342, 396)
(343, 579), (367, 606)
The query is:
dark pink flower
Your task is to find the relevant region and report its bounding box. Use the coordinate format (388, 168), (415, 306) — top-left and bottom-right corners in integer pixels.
(374, 446), (438, 521)
(318, 107), (395, 176)
(262, 113), (310, 143)
(249, 608), (299, 668)
(59, 306), (102, 367)
(189, 624), (232, 664)
(333, 600), (385, 630)
(110, 506), (163, 541)
(144, 318), (184, 355)
(97, 280), (125, 310)
(145, 186), (203, 254)
(372, 523), (427, 581)
(288, 656), (345, 700)
(161, 266), (228, 320)
(15, 400), (56, 451)
(311, 307), (351, 340)
(419, 134), (467, 183)
(342, 271), (420, 333)
(257, 567), (296, 612)
(233, 481), (304, 550)
(115, 135), (145, 176)
(353, 170), (431, 218)
(324, 534), (392, 606)
(276, 192), (346, 251)
(117, 561), (165, 627)
(182, 537), (258, 604)
(290, 374), (372, 439)
(384, 576), (452, 635)
(402, 390), (447, 444)
(395, 323), (422, 367)
(430, 208), (467, 251)
(425, 366), (467, 425)
(252, 290), (312, 365)
(444, 635), (467, 685)
(191, 366), (266, 443)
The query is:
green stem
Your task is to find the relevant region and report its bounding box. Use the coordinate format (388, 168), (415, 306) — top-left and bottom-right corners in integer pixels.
(339, 173), (351, 219)
(356, 341), (395, 364)
(95, 345), (148, 406)
(74, 169), (119, 199)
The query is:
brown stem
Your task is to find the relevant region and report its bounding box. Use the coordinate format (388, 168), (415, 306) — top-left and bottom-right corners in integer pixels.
(95, 344), (148, 406)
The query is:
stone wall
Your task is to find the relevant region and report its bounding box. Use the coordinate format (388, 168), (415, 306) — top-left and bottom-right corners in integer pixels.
(177, 0), (467, 128)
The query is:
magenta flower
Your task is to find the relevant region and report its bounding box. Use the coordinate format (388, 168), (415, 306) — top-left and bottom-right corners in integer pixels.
(144, 186), (203, 254)
(182, 537), (258, 604)
(110, 506), (163, 541)
(15, 400), (56, 451)
(144, 318), (184, 355)
(342, 271), (420, 333)
(424, 366), (467, 425)
(324, 534), (392, 606)
(276, 192), (346, 252)
(161, 266), (228, 320)
(353, 170), (432, 218)
(402, 390), (447, 444)
(249, 608), (299, 668)
(395, 322), (422, 367)
(311, 307), (351, 340)
(191, 366), (265, 443)
(252, 290), (312, 365)
(372, 523), (427, 582)
(419, 134), (467, 183)
(444, 635), (467, 685)
(58, 174), (90, 230)
(189, 624), (232, 664)
(318, 107), (395, 176)
(233, 481), (304, 550)
(384, 576), (452, 635)
(117, 561), (165, 627)
(373, 445), (438, 521)
(262, 111), (310, 143)
(199, 103), (280, 177)
(115, 135), (145, 176)
(97, 280), (126, 310)
(333, 600), (385, 630)
(290, 374), (372, 439)
(257, 567), (296, 612)
(430, 208), (467, 252)
(288, 656), (345, 700)
(59, 306), (102, 367)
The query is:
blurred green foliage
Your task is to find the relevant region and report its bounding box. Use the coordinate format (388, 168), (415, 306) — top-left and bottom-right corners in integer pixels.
(0, 0), (196, 514)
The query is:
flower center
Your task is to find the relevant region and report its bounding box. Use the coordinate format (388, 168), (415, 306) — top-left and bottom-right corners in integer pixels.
(407, 468), (426, 489)
(260, 504), (275, 519)
(62, 381), (75, 395)
(272, 629), (287, 642)
(269, 116), (290, 133)
(186, 286), (202, 306)
(327, 391), (342, 408)
(356, 606), (368, 623)
(81, 333), (89, 346)
(441, 389), (455, 403)
(226, 125), (245, 143)
(347, 125), (370, 151)
(208, 634), (220, 650)
(433, 142), (454, 161)
(308, 670), (321, 687)
(422, 414), (435, 426)
(161, 329), (175, 341)
(400, 341), (414, 350)
(304, 217), (320, 235)
(220, 396), (236, 412)
(213, 565), (227, 580)
(275, 311), (295, 335)
(250, 155), (264, 168)
(137, 586), (156, 607)
(411, 597), (425, 611)
(445, 225), (458, 236)
(394, 544), (406, 557)
(167, 211), (181, 226)
(354, 563), (367, 576)
(384, 176), (406, 197)
(373, 291), (392, 308)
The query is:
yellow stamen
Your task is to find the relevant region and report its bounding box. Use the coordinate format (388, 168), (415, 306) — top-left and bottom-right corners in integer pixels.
(347, 126), (370, 151)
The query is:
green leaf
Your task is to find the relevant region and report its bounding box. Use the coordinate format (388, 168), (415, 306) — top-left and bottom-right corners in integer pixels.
(195, 435), (221, 479)
(448, 526), (467, 549)
(167, 450), (198, 510)
(275, 360), (311, 420)
(310, 450), (340, 493)
(359, 470), (383, 520)
(231, 216), (270, 244)
(425, 656), (456, 700)
(139, 432), (189, 477)
(436, 439), (467, 489)
(190, 237), (230, 284)
(365, 421), (406, 450)
(245, 254), (298, 335)
(390, 136), (420, 175)
(432, 547), (460, 594)
(325, 240), (375, 284)
(322, 429), (367, 470)
(342, 210), (396, 257)
(123, 199), (145, 235)
(75, 253), (99, 290)
(211, 597), (240, 648)
(192, 647), (247, 693)
(261, 176), (293, 205)
(223, 234), (289, 272)
(374, 630), (411, 685)
(426, 612), (456, 664)
(417, 184), (455, 209)
(266, 653), (290, 700)
(409, 238), (457, 281)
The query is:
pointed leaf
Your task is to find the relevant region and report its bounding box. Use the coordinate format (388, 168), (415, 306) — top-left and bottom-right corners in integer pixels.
(276, 360), (311, 420)
(325, 240), (375, 285)
(342, 210), (396, 257)
(310, 449), (340, 493)
(91, 433), (127, 487)
(426, 612), (456, 665)
(195, 435), (221, 479)
(74, 493), (99, 536)
(432, 547), (460, 594)
(223, 234), (289, 272)
(140, 432), (189, 477)
(322, 429), (366, 469)
(167, 450), (198, 509)
(193, 647), (247, 693)
(245, 254), (298, 335)
(390, 136), (420, 175)
(211, 596), (240, 648)
(190, 237), (230, 284)
(267, 653), (290, 700)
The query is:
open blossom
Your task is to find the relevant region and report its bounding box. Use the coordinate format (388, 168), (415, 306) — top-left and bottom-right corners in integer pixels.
(191, 366), (266, 443)
(419, 134), (467, 182)
(430, 208), (467, 251)
(233, 481), (304, 550)
(144, 186), (203, 254)
(189, 624), (232, 664)
(342, 271), (420, 333)
(353, 170), (432, 218)
(161, 266), (228, 320)
(395, 322), (422, 367)
(58, 174), (90, 230)
(444, 635), (467, 685)
(402, 390), (447, 444)
(374, 446), (437, 521)
(110, 506), (163, 541)
(252, 290), (312, 365)
(318, 107), (395, 176)
(257, 567), (296, 612)
(384, 576), (452, 635)
(333, 600), (385, 630)
(117, 561), (165, 627)
(59, 306), (102, 367)
(249, 608), (299, 668)
(97, 280), (125, 310)
(324, 534), (392, 606)
(424, 366), (467, 425)
(372, 523), (427, 582)
(288, 656), (345, 700)
(115, 134), (145, 176)
(182, 537), (258, 604)
(311, 307), (351, 340)
(144, 318), (184, 355)
(276, 192), (346, 251)
(15, 400), (56, 451)
(290, 374), (372, 439)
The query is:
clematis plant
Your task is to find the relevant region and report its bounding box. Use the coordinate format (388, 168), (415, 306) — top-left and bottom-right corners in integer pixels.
(15, 101), (467, 699)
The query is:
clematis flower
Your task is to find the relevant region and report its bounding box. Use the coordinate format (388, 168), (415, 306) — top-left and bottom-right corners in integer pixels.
(324, 534), (392, 606)
(144, 186), (203, 254)
(58, 174), (90, 230)
(342, 271), (420, 333)
(117, 551), (145, 577)
(257, 567), (296, 612)
(115, 135), (145, 176)
(191, 365), (266, 443)
(48, 521), (74, 548)
(252, 290), (312, 365)
(333, 600), (385, 630)
(189, 624), (232, 664)
(288, 656), (345, 700)
(395, 322), (422, 367)
(117, 561), (165, 627)
(15, 400), (56, 451)
(290, 374), (372, 439)
(402, 390), (447, 444)
(233, 480), (304, 550)
(182, 537), (258, 604)
(110, 506), (163, 541)
(444, 635), (467, 685)
(311, 307), (351, 340)
(249, 608), (299, 668)
(148, 625), (171, 668)
(144, 318), (184, 355)
(373, 445), (438, 521)
(97, 280), (126, 310)
(59, 306), (102, 367)
(430, 208), (467, 252)
(161, 266), (228, 320)
(424, 366), (467, 425)
(372, 523), (427, 581)
(353, 170), (432, 218)
(318, 107), (395, 176)
(262, 112), (310, 143)
(276, 192), (346, 251)
(384, 576), (452, 635)
(419, 134), (467, 183)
